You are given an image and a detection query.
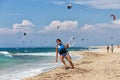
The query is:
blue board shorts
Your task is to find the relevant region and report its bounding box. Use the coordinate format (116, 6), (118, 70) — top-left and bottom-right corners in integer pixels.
(59, 53), (67, 57)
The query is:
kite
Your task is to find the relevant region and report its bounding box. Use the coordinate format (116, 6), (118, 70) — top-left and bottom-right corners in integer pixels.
(111, 14), (116, 20)
(67, 4), (72, 9)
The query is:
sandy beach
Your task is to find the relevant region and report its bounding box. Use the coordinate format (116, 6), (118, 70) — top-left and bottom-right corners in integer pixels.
(24, 46), (120, 80)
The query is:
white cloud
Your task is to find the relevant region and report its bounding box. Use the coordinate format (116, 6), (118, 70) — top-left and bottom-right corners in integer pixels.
(95, 20), (120, 29)
(44, 20), (78, 30)
(0, 20), (35, 34)
(71, 0), (120, 9)
(41, 19), (120, 34)
(0, 28), (19, 34)
(80, 19), (120, 32)
(80, 24), (94, 32)
(13, 20), (35, 31)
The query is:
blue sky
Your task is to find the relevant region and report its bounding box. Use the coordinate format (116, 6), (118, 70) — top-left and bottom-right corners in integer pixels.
(0, 0), (120, 47)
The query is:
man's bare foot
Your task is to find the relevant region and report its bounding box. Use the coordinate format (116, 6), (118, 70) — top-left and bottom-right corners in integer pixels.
(70, 67), (74, 69)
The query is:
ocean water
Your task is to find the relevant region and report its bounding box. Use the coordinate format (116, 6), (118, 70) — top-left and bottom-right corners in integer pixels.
(0, 47), (89, 80)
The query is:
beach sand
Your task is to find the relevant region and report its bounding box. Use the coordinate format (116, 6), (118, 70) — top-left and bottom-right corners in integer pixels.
(24, 46), (120, 80)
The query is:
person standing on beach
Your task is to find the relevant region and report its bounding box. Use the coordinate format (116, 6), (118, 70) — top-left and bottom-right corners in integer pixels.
(56, 39), (74, 69)
(106, 45), (109, 53)
(111, 44), (114, 53)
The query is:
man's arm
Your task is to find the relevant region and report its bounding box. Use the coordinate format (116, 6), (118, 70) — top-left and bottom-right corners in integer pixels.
(56, 47), (58, 62)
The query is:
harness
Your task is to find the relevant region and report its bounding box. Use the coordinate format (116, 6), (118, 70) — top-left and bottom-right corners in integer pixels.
(57, 44), (67, 54)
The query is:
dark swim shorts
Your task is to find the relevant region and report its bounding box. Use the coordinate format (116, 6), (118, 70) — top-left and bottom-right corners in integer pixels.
(60, 53), (67, 57)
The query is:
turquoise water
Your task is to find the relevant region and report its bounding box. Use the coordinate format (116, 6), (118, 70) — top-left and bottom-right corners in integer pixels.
(0, 47), (89, 80)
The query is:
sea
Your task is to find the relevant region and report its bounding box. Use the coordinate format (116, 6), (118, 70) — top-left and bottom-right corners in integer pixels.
(0, 47), (91, 80)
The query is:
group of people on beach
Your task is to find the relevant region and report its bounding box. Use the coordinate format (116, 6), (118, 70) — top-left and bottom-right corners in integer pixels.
(107, 44), (114, 53)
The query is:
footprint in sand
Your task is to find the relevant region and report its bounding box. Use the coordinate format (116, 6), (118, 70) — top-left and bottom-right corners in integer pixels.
(81, 61), (93, 64)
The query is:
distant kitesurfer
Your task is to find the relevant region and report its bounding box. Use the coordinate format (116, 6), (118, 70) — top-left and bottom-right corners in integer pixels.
(106, 45), (109, 53)
(111, 44), (114, 53)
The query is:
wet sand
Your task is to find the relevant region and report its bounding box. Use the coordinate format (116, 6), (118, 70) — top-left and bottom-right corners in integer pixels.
(24, 46), (120, 80)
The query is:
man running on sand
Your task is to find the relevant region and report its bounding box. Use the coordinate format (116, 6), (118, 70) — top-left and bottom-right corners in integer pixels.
(56, 39), (74, 69)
